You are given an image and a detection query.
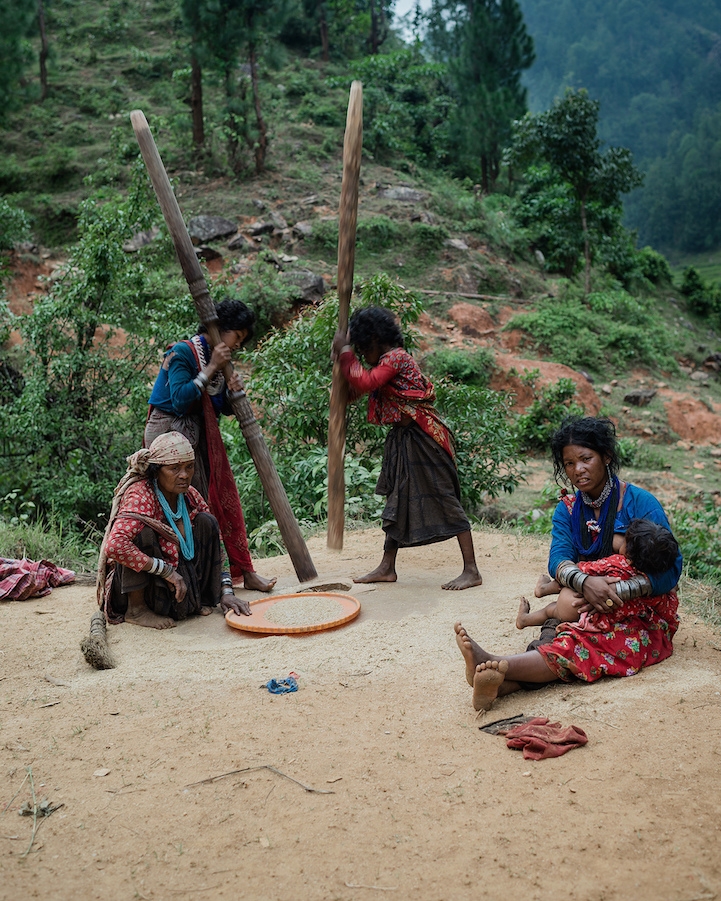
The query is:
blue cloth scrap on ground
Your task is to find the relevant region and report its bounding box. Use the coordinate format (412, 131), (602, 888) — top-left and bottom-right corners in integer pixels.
(266, 676), (298, 694)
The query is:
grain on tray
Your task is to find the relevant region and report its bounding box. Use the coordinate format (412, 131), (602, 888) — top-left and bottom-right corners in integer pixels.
(263, 596), (347, 627)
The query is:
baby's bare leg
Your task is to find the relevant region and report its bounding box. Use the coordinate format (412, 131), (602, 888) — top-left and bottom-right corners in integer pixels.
(516, 597), (558, 629)
(554, 587), (583, 624)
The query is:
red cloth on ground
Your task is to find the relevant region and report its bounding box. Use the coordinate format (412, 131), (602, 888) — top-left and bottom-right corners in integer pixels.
(339, 347), (455, 458)
(501, 717), (588, 760)
(536, 554), (679, 683)
(0, 557), (75, 601)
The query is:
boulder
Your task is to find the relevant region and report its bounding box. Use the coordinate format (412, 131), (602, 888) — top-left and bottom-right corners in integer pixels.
(269, 211), (288, 230)
(123, 226), (160, 253)
(379, 186), (427, 203)
(227, 233), (258, 252)
(195, 245), (222, 262)
(280, 269), (326, 303)
(292, 220), (314, 238)
(187, 215), (237, 245)
(623, 388), (657, 406)
(410, 210), (436, 225)
(444, 238), (469, 251)
(249, 220), (276, 237)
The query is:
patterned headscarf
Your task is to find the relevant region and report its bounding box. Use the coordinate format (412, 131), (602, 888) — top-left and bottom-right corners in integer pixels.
(96, 432), (195, 604)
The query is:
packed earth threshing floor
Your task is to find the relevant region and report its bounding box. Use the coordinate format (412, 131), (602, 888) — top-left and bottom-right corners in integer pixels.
(2, 527), (721, 900)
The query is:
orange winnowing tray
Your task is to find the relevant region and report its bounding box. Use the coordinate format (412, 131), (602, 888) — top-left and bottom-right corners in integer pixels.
(224, 591), (361, 635)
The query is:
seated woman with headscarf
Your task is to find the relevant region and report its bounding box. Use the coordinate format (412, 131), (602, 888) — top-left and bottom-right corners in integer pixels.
(97, 432), (250, 630)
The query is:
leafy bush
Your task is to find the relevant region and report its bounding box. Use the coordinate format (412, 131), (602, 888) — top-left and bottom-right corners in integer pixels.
(669, 495), (721, 584)
(616, 436), (666, 470)
(356, 216), (401, 252)
(215, 251), (302, 336)
(515, 371), (585, 451)
(0, 197), (31, 251)
(508, 286), (679, 373)
(637, 246), (672, 285)
(424, 347), (493, 387)
(680, 266), (718, 318)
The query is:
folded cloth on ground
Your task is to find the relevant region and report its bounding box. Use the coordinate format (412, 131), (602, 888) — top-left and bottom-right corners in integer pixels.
(265, 676), (298, 694)
(500, 716), (587, 760)
(0, 558), (76, 601)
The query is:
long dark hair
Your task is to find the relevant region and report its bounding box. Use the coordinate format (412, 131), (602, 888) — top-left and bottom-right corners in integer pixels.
(198, 298), (255, 343)
(550, 416), (620, 484)
(349, 306), (404, 354)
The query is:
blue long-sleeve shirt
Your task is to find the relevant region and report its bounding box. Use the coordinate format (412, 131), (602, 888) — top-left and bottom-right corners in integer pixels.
(148, 340), (229, 417)
(548, 482), (683, 595)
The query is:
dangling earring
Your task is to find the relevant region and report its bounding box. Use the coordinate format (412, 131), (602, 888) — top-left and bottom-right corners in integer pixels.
(606, 464), (613, 484)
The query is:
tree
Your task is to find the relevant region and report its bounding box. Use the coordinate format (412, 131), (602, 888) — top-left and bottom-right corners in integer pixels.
(0, 0), (36, 116)
(181, 0), (291, 174)
(426, 0), (534, 192)
(509, 89), (643, 293)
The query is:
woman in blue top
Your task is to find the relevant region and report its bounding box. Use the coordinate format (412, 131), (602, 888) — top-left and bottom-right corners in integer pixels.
(455, 416), (682, 711)
(145, 298), (275, 593)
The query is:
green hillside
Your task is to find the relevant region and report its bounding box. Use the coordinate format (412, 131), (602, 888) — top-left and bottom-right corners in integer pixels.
(519, 0), (721, 256)
(1, 0), (720, 596)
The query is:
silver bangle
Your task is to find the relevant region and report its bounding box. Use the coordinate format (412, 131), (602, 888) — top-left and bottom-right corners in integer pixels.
(221, 586), (235, 597)
(555, 561), (588, 594)
(615, 575), (652, 602)
(193, 372), (210, 392)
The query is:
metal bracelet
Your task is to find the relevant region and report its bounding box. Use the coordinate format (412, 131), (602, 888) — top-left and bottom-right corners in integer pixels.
(555, 561), (588, 595)
(193, 371), (210, 392)
(615, 575), (652, 602)
(221, 586), (235, 597)
(159, 562), (175, 580)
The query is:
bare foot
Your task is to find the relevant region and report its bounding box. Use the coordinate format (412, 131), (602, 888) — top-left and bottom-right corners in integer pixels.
(516, 596), (531, 630)
(353, 566), (397, 584)
(454, 622), (489, 686)
(535, 573), (556, 598)
(242, 571), (278, 593)
(472, 660), (509, 711)
(442, 566), (483, 591)
(124, 608), (176, 630)
(199, 606), (213, 616)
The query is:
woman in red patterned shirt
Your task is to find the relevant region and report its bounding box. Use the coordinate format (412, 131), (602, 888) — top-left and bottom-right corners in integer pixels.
(332, 306), (483, 591)
(97, 432), (250, 629)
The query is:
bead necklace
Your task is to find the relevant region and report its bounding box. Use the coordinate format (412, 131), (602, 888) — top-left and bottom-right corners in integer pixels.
(153, 482), (195, 560)
(581, 476), (613, 510)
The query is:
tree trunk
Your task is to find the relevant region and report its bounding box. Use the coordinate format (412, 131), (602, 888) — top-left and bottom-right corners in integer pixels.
(38, 0), (48, 102)
(319, 1), (329, 62)
(190, 53), (204, 149)
(580, 197), (591, 295)
(480, 154), (489, 195)
(369, 0), (379, 54)
(248, 41), (267, 174)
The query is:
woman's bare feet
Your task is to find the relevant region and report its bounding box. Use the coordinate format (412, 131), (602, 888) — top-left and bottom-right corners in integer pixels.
(353, 564), (397, 584)
(242, 571), (278, 593)
(442, 565), (483, 591)
(124, 607), (176, 630)
(454, 622), (492, 686)
(473, 661), (509, 711)
(516, 596), (531, 630)
(199, 606), (213, 616)
(535, 573), (558, 598)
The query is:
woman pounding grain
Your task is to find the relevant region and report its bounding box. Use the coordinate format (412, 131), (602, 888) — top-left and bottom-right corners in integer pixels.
(144, 298), (275, 593)
(331, 306), (483, 590)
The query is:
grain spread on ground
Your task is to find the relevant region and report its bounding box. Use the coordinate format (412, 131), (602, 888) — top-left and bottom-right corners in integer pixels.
(262, 595), (347, 627)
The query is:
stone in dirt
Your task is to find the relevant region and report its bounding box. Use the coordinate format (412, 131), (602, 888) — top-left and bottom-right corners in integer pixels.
(280, 269), (326, 303)
(123, 226), (160, 252)
(227, 234), (257, 252)
(378, 186), (427, 203)
(188, 215), (237, 245)
(624, 388), (657, 406)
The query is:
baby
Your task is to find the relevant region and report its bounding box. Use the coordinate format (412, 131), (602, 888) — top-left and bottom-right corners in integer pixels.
(517, 518), (680, 629)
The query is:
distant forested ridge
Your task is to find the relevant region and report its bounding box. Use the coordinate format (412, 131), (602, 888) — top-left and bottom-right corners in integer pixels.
(518, 0), (721, 254)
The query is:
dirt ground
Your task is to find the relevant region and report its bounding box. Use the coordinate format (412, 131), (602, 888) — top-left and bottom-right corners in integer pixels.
(2, 527), (721, 901)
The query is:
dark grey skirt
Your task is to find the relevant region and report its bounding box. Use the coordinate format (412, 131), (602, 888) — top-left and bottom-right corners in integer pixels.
(376, 421), (470, 548)
(109, 512), (222, 621)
